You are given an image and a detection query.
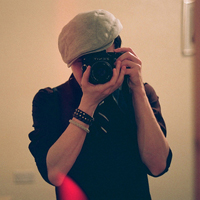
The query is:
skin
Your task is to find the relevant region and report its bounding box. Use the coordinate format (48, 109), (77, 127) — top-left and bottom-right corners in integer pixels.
(46, 44), (170, 186)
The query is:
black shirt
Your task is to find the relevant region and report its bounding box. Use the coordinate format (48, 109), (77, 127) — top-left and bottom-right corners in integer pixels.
(29, 74), (172, 200)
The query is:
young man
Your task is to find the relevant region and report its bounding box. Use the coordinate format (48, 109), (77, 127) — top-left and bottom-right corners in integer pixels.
(29, 9), (172, 200)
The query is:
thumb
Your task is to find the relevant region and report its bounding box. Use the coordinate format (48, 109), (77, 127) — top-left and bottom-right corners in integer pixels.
(81, 66), (91, 84)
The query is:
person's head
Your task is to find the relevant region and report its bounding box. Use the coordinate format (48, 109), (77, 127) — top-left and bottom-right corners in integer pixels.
(58, 9), (123, 67)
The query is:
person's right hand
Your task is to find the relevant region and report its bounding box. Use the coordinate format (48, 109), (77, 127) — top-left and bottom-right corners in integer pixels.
(80, 60), (126, 111)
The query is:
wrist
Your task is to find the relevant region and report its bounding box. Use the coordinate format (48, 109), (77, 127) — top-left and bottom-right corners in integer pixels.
(130, 85), (147, 102)
(73, 108), (94, 126)
(79, 98), (98, 117)
(129, 83), (145, 94)
(128, 77), (144, 92)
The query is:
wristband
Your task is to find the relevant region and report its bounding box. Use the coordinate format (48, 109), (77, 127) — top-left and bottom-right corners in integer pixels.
(69, 119), (90, 133)
(73, 108), (94, 126)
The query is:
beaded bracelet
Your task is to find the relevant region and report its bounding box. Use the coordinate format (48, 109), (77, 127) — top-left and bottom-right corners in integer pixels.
(69, 119), (90, 133)
(73, 108), (94, 126)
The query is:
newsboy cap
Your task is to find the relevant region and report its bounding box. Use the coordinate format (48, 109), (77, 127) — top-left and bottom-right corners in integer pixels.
(58, 9), (123, 67)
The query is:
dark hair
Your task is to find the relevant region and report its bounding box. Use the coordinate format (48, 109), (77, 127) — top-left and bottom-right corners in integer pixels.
(113, 35), (122, 49)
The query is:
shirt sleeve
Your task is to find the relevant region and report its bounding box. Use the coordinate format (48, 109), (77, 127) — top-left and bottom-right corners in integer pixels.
(144, 83), (172, 177)
(28, 88), (63, 184)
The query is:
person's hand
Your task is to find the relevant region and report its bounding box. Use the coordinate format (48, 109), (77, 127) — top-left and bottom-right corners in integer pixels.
(80, 59), (126, 108)
(114, 47), (144, 92)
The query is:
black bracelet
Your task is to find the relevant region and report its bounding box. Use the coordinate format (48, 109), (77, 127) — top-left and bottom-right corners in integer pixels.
(73, 108), (94, 126)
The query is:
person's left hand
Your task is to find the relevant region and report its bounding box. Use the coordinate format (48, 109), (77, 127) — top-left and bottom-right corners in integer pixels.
(114, 47), (144, 92)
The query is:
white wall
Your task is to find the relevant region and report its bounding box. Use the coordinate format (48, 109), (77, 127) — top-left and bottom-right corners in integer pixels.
(0, 0), (194, 199)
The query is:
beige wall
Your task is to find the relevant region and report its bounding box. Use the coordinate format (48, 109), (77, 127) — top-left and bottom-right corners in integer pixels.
(0, 0), (194, 199)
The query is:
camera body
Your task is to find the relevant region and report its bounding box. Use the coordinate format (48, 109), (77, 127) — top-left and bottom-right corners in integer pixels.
(82, 50), (123, 84)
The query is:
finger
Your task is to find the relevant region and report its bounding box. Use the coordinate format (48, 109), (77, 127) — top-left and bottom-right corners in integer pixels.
(120, 53), (142, 66)
(114, 47), (136, 56)
(120, 60), (142, 71)
(109, 61), (126, 89)
(109, 60), (122, 84)
(81, 66), (91, 85)
(115, 60), (122, 76)
(114, 47), (142, 66)
(116, 65), (126, 86)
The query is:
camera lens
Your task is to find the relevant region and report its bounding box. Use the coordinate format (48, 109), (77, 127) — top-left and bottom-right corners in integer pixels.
(90, 61), (113, 84)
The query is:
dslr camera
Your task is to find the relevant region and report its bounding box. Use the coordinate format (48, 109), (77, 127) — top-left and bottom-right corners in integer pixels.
(82, 50), (123, 85)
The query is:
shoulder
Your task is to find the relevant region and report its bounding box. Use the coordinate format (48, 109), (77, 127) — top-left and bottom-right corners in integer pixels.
(32, 87), (54, 107)
(31, 86), (62, 121)
(144, 83), (159, 104)
(34, 87), (54, 98)
(32, 74), (75, 103)
(144, 83), (167, 135)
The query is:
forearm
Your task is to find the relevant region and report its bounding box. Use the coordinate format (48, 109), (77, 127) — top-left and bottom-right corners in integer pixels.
(132, 86), (170, 176)
(46, 62), (126, 186)
(46, 101), (97, 186)
(114, 46), (170, 175)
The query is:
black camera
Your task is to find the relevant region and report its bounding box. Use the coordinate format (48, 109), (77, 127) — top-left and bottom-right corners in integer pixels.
(82, 50), (123, 84)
